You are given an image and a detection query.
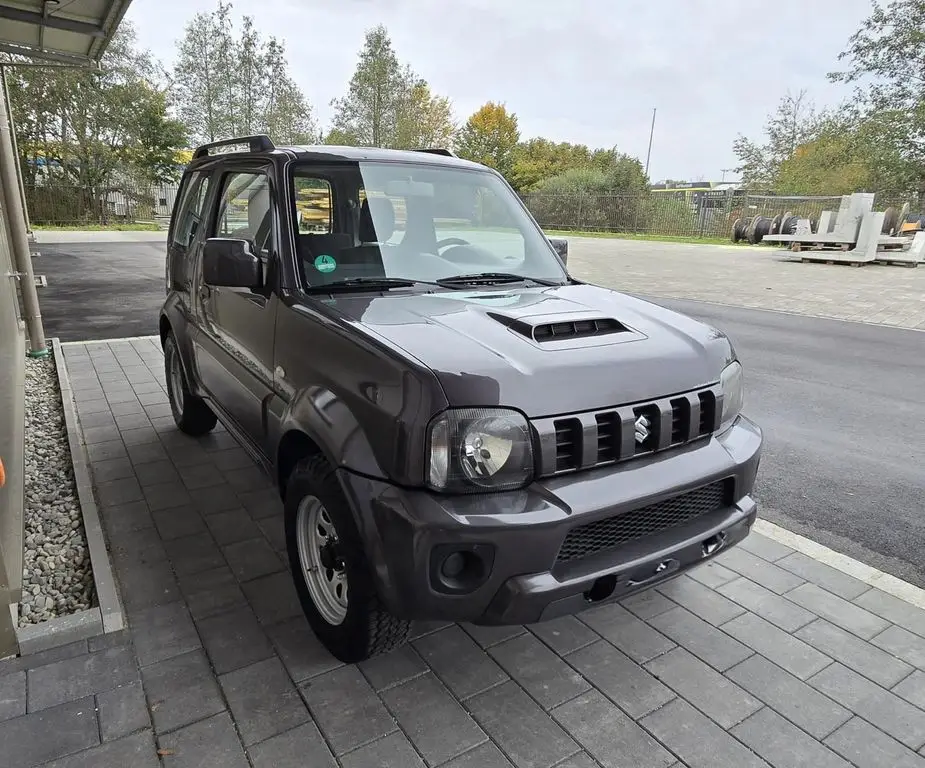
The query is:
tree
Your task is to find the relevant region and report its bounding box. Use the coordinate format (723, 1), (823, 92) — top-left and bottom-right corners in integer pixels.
(394, 81), (456, 149)
(525, 154), (651, 232)
(455, 102), (520, 177)
(732, 90), (825, 188)
(5, 22), (187, 222)
(828, 0), (925, 198)
(329, 25), (408, 147)
(510, 138), (593, 192)
(263, 38), (319, 144)
(173, 1), (233, 142)
(775, 134), (872, 196)
(173, 1), (317, 145)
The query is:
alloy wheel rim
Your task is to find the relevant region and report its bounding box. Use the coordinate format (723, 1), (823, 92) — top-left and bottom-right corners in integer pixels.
(296, 495), (349, 625)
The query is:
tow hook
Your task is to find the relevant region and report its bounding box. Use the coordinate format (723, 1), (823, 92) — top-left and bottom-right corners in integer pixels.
(702, 532), (728, 557)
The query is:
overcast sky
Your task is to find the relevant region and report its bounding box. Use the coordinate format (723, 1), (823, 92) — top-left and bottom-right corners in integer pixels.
(124, 0), (876, 182)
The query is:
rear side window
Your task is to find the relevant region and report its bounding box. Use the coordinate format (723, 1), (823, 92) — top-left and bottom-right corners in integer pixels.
(294, 177), (334, 234)
(171, 171), (211, 249)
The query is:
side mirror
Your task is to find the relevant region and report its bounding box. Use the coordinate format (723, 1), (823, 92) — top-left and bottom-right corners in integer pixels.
(203, 238), (261, 288)
(548, 237), (568, 266)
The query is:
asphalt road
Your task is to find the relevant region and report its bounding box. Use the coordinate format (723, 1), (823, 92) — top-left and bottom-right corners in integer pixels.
(649, 295), (925, 588)
(33, 242), (166, 341)
(33, 242), (925, 587)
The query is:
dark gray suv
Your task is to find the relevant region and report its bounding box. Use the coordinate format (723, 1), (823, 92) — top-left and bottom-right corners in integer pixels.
(160, 135), (763, 663)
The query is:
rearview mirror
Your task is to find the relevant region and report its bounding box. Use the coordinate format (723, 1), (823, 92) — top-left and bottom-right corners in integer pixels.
(203, 238), (261, 288)
(548, 237), (568, 266)
(385, 179), (434, 197)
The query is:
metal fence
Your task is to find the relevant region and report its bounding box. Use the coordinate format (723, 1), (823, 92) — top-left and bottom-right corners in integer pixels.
(23, 181), (179, 226)
(523, 190), (924, 239)
(22, 179), (925, 239)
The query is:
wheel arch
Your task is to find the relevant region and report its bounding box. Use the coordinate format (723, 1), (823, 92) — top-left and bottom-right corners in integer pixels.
(277, 428), (328, 501)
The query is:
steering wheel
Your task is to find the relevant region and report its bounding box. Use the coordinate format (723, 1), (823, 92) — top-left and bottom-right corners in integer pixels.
(436, 237), (471, 250)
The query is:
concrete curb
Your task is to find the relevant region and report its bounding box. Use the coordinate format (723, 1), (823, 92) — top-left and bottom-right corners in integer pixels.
(756, 519), (925, 611)
(60, 335), (160, 346)
(32, 230), (167, 244)
(53, 338), (124, 633)
(15, 339), (125, 656)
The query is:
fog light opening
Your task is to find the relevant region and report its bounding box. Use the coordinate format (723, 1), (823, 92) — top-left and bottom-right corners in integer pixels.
(584, 574), (617, 603)
(438, 550), (486, 591)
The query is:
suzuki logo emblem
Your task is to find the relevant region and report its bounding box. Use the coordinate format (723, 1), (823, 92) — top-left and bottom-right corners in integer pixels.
(634, 414), (651, 444)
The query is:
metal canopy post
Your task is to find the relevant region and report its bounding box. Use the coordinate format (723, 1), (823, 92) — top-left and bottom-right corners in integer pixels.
(0, 67), (29, 234)
(0, 65), (46, 356)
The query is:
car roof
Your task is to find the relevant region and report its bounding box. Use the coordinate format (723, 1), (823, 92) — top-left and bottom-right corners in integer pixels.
(189, 139), (487, 172)
(283, 145), (486, 170)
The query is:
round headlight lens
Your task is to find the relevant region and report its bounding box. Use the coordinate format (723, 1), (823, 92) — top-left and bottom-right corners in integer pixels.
(460, 416), (520, 485)
(427, 408), (534, 492)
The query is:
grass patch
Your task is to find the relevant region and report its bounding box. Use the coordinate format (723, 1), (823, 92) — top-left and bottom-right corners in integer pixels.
(31, 222), (163, 232)
(543, 229), (754, 247)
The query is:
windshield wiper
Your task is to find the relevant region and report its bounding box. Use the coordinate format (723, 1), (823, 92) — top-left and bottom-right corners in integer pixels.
(436, 272), (562, 287)
(304, 276), (448, 293)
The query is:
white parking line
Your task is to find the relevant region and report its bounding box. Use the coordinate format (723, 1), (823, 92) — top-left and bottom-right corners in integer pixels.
(755, 519), (925, 610)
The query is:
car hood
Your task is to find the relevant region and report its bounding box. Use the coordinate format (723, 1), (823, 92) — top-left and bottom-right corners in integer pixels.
(317, 283), (735, 417)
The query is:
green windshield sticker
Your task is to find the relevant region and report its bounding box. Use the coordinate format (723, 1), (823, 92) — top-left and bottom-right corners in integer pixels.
(314, 254), (337, 273)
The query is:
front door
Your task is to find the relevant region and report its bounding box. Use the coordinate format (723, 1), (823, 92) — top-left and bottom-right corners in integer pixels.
(192, 166), (279, 453)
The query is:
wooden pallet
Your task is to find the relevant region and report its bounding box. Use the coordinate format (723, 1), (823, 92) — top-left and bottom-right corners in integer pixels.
(799, 256), (867, 267)
(790, 241), (853, 253)
(874, 258), (918, 268)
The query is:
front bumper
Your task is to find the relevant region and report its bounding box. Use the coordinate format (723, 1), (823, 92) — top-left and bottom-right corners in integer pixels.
(338, 415), (762, 625)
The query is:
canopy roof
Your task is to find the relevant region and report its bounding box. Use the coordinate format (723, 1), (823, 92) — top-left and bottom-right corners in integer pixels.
(0, 0), (133, 66)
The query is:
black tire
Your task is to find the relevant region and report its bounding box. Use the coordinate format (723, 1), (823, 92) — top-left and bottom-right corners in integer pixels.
(285, 453), (411, 663)
(164, 331), (217, 436)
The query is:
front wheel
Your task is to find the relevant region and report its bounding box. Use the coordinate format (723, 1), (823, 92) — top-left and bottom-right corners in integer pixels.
(285, 454), (411, 663)
(164, 331), (217, 436)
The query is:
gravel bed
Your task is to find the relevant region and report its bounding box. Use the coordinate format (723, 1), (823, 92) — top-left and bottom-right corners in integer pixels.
(19, 351), (95, 626)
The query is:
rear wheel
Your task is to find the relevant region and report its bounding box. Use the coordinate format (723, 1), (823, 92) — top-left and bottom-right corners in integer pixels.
(164, 331), (217, 436)
(285, 453), (411, 663)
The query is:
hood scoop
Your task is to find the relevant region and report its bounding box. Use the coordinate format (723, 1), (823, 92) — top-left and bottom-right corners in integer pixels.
(488, 311), (631, 344)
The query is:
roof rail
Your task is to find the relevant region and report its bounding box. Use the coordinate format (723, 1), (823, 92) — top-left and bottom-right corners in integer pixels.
(192, 135), (276, 160)
(412, 148), (456, 157)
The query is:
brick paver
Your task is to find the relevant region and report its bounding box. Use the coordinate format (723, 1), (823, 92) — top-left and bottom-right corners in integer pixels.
(3, 336), (925, 767)
(567, 237), (925, 330)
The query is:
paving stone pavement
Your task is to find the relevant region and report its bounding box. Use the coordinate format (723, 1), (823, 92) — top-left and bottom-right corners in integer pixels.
(3, 336), (925, 767)
(566, 237), (925, 330)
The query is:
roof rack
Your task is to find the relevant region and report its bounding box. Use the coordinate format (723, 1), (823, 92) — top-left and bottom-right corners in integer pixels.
(411, 148), (456, 157)
(192, 135), (276, 160)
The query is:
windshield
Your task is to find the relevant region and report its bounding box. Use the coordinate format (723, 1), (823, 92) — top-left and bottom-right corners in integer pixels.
(289, 160), (568, 288)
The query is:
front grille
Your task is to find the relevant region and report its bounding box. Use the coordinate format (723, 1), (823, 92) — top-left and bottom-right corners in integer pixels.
(531, 385), (721, 477)
(555, 480), (728, 564)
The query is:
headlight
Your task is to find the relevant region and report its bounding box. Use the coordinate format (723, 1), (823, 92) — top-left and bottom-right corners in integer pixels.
(427, 408), (534, 492)
(719, 361), (744, 431)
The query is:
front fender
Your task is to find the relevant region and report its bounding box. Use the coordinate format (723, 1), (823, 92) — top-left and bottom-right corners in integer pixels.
(268, 386), (387, 480)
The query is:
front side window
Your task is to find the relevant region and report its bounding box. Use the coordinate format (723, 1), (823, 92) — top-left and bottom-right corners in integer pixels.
(289, 161), (566, 287)
(171, 171), (211, 249)
(216, 172), (274, 256)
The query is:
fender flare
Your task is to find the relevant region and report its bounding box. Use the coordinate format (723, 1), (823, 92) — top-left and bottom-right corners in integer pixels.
(271, 385), (389, 490)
